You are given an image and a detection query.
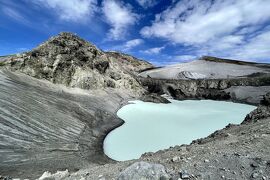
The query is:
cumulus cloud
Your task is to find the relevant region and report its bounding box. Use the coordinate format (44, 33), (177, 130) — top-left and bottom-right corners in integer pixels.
(35, 0), (97, 22)
(136, 0), (158, 8)
(102, 0), (139, 40)
(140, 0), (270, 61)
(141, 46), (165, 54)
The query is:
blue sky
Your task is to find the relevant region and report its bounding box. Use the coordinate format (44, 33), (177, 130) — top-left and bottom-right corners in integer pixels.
(1, 0), (270, 65)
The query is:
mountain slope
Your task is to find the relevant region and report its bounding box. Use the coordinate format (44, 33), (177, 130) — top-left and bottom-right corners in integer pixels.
(139, 56), (270, 80)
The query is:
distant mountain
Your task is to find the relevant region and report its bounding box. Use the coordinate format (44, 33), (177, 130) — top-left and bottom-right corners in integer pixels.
(139, 56), (270, 80)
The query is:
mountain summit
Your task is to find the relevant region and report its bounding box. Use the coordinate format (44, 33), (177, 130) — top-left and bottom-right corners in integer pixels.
(6, 32), (153, 92)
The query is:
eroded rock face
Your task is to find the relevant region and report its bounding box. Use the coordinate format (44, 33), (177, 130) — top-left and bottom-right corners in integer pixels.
(6, 32), (152, 94)
(138, 76), (270, 105)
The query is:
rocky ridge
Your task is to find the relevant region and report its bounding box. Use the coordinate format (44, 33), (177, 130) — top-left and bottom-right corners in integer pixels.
(5, 32), (152, 94)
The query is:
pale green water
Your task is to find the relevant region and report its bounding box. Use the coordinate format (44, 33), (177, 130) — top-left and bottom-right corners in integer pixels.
(104, 100), (256, 161)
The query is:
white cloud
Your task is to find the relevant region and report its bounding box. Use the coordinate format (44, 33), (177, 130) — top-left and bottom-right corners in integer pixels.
(136, 0), (158, 8)
(35, 0), (97, 22)
(173, 55), (197, 62)
(140, 0), (270, 61)
(229, 30), (270, 61)
(106, 38), (143, 52)
(123, 39), (144, 51)
(154, 55), (197, 66)
(102, 0), (139, 40)
(141, 46), (165, 54)
(1, 7), (29, 24)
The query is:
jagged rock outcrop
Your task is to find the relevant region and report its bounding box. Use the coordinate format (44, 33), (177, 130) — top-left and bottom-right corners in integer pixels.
(140, 93), (171, 104)
(244, 92), (270, 123)
(5, 32), (152, 94)
(244, 105), (270, 123)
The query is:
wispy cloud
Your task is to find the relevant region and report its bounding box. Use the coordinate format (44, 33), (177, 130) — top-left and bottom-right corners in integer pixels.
(1, 6), (30, 25)
(173, 55), (197, 62)
(148, 54), (197, 66)
(122, 39), (144, 51)
(102, 0), (139, 40)
(35, 0), (97, 22)
(141, 46), (165, 54)
(140, 0), (270, 61)
(228, 29), (270, 61)
(109, 38), (144, 52)
(136, 0), (158, 8)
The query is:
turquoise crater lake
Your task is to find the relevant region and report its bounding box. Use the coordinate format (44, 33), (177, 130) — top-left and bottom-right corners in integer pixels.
(104, 100), (256, 161)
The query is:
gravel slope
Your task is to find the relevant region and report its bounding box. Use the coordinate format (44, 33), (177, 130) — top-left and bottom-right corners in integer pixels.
(0, 68), (134, 179)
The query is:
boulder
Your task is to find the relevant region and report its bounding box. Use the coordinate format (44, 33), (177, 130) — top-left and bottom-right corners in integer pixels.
(140, 94), (171, 104)
(117, 162), (169, 180)
(261, 92), (270, 106)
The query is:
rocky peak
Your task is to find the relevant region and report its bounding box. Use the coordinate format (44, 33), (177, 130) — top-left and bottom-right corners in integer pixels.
(41, 32), (98, 49)
(6, 32), (153, 94)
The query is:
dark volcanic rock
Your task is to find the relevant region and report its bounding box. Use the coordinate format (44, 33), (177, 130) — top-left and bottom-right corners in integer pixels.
(140, 93), (171, 104)
(261, 92), (270, 106)
(94, 60), (109, 74)
(244, 92), (270, 123)
(244, 105), (270, 123)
